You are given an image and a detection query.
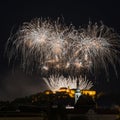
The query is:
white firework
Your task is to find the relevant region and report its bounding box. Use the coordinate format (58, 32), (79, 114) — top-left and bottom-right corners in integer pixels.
(70, 22), (120, 74)
(6, 18), (120, 77)
(43, 75), (93, 92)
(6, 18), (76, 72)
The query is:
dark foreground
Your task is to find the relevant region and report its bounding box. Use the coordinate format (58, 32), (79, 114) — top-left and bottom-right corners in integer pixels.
(0, 111), (119, 120)
(0, 114), (119, 120)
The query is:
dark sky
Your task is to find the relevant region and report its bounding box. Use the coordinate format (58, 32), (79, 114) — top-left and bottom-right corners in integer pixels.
(0, 0), (120, 101)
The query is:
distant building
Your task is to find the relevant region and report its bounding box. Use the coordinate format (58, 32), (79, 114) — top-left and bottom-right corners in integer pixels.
(31, 88), (96, 105)
(75, 88), (81, 104)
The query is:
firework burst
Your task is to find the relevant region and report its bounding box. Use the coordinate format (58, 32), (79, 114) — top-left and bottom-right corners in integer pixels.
(43, 75), (93, 92)
(6, 18), (120, 77)
(73, 22), (120, 75)
(6, 18), (75, 72)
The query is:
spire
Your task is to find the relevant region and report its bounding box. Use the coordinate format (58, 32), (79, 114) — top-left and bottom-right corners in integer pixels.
(77, 78), (79, 89)
(75, 78), (81, 104)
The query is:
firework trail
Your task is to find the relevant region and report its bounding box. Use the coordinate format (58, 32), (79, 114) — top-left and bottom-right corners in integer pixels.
(6, 18), (120, 77)
(43, 75), (93, 92)
(6, 18), (76, 72)
(73, 22), (120, 76)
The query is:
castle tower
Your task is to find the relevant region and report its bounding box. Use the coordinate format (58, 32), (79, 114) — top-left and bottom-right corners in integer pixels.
(75, 79), (81, 104)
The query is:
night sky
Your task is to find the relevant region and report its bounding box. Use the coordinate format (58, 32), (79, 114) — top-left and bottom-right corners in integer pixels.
(0, 0), (120, 101)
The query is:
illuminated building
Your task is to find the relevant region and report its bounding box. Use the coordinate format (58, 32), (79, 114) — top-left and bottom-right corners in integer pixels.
(44, 90), (53, 95)
(75, 80), (81, 104)
(81, 90), (96, 99)
(31, 88), (96, 104)
(44, 88), (96, 99)
(75, 88), (81, 104)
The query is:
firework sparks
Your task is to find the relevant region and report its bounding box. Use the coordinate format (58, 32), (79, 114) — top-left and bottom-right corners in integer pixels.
(43, 75), (93, 92)
(73, 23), (120, 75)
(6, 18), (120, 77)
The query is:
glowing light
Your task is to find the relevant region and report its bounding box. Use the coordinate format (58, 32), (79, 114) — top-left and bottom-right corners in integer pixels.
(65, 62), (70, 69)
(42, 66), (49, 71)
(43, 75), (93, 92)
(81, 90), (96, 97)
(76, 23), (120, 74)
(6, 18), (120, 78)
